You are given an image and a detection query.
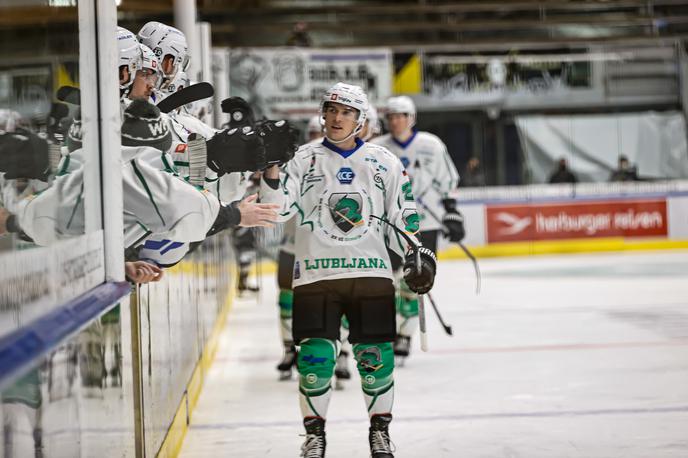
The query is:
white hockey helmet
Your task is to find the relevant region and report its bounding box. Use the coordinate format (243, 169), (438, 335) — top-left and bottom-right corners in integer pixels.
(138, 44), (163, 90)
(307, 114), (322, 133)
(320, 82), (369, 129)
(118, 26), (142, 92)
(363, 105), (381, 140)
(137, 21), (189, 79)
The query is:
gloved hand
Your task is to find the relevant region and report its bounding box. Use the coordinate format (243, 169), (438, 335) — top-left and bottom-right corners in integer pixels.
(442, 198), (465, 242)
(221, 96), (255, 129)
(403, 246), (437, 294)
(205, 126), (267, 175)
(0, 128), (50, 181)
(255, 119), (299, 166)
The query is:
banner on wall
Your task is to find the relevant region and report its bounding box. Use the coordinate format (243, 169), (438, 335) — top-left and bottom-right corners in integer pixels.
(228, 47), (392, 119)
(422, 51), (593, 105)
(486, 199), (668, 243)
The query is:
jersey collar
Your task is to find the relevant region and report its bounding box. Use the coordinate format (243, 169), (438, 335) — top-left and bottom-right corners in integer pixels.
(322, 137), (364, 158)
(392, 129), (417, 149)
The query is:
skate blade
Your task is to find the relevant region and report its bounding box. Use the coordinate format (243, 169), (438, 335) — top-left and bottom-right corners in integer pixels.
(278, 370), (293, 381)
(395, 356), (407, 367)
(334, 379), (345, 390)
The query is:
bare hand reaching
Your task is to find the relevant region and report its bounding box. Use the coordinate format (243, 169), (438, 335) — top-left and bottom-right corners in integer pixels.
(237, 193), (280, 228)
(125, 261), (164, 284)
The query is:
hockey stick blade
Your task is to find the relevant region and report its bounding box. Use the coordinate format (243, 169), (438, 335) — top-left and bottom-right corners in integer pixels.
(156, 82), (214, 114)
(56, 86), (81, 105)
(427, 292), (453, 335)
(458, 242), (481, 294)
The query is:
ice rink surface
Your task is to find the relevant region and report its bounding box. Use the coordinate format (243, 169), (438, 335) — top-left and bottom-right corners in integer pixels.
(180, 250), (688, 457)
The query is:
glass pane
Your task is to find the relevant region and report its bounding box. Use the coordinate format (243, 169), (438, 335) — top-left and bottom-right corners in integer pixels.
(0, 3), (104, 336)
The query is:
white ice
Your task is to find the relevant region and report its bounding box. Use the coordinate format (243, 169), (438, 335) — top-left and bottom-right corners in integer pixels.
(180, 250), (688, 457)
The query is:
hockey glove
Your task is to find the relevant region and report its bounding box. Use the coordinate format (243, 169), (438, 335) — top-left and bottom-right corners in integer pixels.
(206, 201), (242, 237)
(442, 198), (465, 242)
(403, 246), (437, 295)
(221, 96), (255, 129)
(205, 126), (267, 175)
(0, 128), (50, 181)
(255, 119), (299, 166)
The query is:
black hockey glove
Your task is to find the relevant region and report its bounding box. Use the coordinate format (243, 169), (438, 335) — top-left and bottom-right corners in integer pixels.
(442, 198), (465, 242)
(221, 96), (255, 129)
(403, 246), (437, 294)
(255, 119), (299, 166)
(205, 126), (267, 175)
(206, 201), (242, 237)
(0, 128), (50, 181)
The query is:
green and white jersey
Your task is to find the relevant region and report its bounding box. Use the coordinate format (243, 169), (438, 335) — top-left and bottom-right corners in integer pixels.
(371, 131), (459, 232)
(260, 137), (420, 288)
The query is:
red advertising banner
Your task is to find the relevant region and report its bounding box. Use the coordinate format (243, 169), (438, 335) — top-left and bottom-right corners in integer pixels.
(486, 199), (667, 243)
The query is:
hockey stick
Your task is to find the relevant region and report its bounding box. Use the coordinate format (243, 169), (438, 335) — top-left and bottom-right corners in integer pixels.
(156, 82), (214, 114)
(427, 292), (453, 335)
(370, 214), (429, 352)
(417, 198), (481, 294)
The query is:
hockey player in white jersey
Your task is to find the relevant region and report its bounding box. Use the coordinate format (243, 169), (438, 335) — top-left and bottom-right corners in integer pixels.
(275, 107), (379, 383)
(261, 83), (436, 458)
(371, 96), (464, 359)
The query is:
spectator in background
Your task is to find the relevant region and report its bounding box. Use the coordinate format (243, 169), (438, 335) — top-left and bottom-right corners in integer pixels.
(286, 22), (312, 47)
(548, 157), (578, 184)
(461, 157), (486, 187)
(609, 155), (639, 182)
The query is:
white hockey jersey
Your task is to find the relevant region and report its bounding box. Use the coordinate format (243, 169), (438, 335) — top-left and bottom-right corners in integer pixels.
(15, 146), (220, 247)
(260, 138), (420, 288)
(371, 131), (459, 232)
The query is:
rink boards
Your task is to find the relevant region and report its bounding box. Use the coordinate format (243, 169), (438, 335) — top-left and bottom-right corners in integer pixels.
(441, 180), (688, 258)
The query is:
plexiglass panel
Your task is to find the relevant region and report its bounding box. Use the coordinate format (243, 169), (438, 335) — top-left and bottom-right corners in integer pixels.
(0, 2), (104, 335)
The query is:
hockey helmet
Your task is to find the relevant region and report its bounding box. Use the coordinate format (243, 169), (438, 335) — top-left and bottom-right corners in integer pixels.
(306, 114), (322, 133)
(139, 43), (163, 88)
(118, 26), (142, 92)
(386, 95), (416, 128)
(362, 105), (381, 141)
(320, 82), (369, 130)
(137, 21), (189, 79)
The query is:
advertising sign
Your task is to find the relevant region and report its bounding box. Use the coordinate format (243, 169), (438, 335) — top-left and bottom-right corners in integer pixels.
(486, 200), (667, 243)
(229, 47), (392, 119)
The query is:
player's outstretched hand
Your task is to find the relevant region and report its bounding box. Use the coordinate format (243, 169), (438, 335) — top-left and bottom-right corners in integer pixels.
(125, 261), (164, 284)
(403, 246), (437, 294)
(237, 193), (280, 228)
(205, 126), (267, 175)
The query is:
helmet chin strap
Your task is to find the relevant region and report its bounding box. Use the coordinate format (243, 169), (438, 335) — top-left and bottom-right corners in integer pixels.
(325, 123), (363, 145)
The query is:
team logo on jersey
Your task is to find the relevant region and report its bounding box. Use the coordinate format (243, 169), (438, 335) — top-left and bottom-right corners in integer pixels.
(401, 182), (414, 201)
(328, 193), (363, 233)
(356, 347), (384, 373)
(336, 167), (355, 184)
(402, 209), (420, 234)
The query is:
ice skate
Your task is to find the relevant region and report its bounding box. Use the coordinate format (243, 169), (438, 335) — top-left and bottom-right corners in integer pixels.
(276, 343), (297, 381)
(334, 350), (351, 390)
(369, 414), (395, 457)
(300, 417), (326, 458)
(393, 335), (410, 357)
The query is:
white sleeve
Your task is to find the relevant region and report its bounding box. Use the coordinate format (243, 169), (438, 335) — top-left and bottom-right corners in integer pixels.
(429, 136), (460, 197)
(384, 159), (421, 258)
(259, 156), (306, 224)
(122, 155), (220, 242)
(15, 168), (85, 246)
